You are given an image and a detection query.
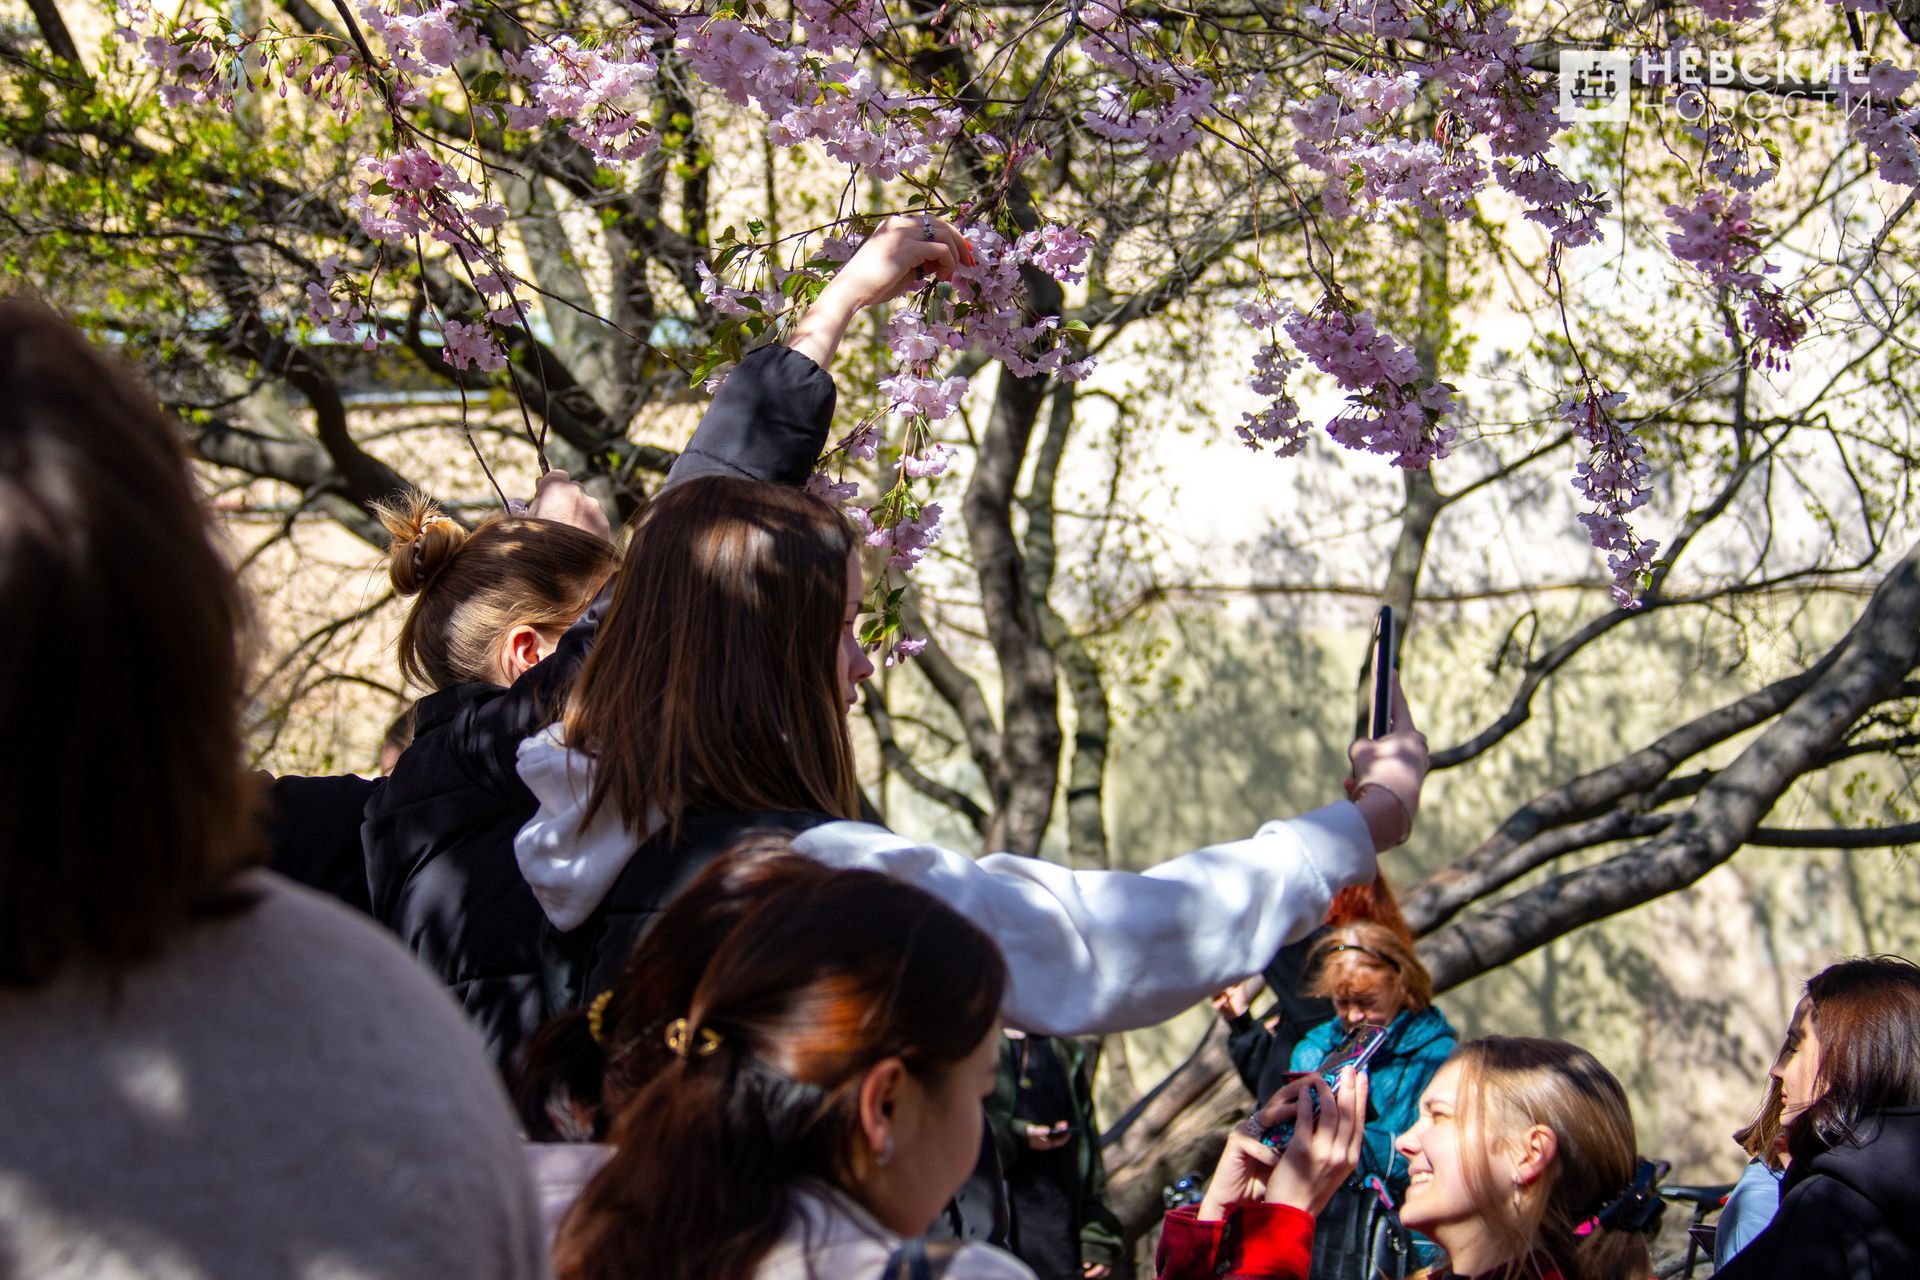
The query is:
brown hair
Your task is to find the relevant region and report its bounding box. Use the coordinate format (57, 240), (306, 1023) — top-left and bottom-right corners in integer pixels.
(565, 476), (861, 839)
(373, 491), (616, 691)
(1733, 1003), (1796, 1171)
(553, 854), (1007, 1280)
(0, 301), (258, 985)
(1790, 954), (1920, 1163)
(1305, 920), (1433, 1014)
(513, 835), (840, 1140)
(1448, 1037), (1653, 1280)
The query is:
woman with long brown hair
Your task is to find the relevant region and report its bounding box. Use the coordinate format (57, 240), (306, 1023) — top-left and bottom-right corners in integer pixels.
(0, 301), (546, 1278)
(352, 216), (974, 1069)
(1392, 1037), (1660, 1280)
(515, 473), (1432, 1038)
(1715, 954), (1920, 1278)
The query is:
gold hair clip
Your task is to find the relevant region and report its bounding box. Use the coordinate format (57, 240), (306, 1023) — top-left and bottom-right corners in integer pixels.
(586, 990), (613, 1047)
(665, 1017), (724, 1059)
(419, 512), (457, 531)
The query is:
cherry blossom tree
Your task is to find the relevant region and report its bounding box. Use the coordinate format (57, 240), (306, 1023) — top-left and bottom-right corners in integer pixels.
(8, 0), (1920, 1256)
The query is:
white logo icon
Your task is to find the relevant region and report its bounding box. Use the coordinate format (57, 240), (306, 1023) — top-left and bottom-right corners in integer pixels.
(1559, 51), (1631, 123)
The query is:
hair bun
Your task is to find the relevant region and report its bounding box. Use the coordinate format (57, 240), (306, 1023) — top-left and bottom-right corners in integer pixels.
(373, 492), (469, 596)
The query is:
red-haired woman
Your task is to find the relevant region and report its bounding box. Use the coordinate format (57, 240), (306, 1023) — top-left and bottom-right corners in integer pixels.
(1715, 955), (1920, 1278)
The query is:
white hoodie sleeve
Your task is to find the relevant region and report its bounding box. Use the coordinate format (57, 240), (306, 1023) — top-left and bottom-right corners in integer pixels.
(518, 729), (1377, 1035)
(788, 805), (1375, 1037)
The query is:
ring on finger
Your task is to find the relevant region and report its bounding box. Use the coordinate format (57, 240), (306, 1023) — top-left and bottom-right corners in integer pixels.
(922, 214), (938, 242)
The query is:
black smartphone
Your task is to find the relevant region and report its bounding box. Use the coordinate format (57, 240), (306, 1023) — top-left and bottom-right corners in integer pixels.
(1257, 1022), (1390, 1151)
(1356, 605), (1397, 740)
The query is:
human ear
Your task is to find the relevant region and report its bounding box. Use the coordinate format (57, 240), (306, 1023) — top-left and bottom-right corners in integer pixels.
(498, 624), (547, 682)
(1513, 1124), (1559, 1186)
(857, 1058), (907, 1164)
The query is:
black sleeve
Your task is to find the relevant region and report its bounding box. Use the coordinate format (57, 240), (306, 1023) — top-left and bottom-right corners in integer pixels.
(664, 344), (837, 489)
(451, 574), (619, 791)
(265, 772), (382, 914)
(1225, 1012), (1275, 1099)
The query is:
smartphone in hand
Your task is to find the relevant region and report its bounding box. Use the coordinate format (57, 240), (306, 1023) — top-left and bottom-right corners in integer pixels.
(1355, 605), (1397, 741)
(1258, 1022), (1391, 1151)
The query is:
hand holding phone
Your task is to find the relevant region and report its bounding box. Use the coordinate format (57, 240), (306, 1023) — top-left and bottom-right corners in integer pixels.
(1356, 606), (1397, 740)
(1255, 1023), (1391, 1151)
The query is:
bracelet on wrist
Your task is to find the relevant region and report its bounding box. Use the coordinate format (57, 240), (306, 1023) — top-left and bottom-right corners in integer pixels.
(1352, 782), (1414, 848)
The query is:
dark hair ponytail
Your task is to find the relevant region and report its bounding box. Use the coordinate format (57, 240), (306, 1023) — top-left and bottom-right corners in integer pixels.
(553, 858), (1007, 1280)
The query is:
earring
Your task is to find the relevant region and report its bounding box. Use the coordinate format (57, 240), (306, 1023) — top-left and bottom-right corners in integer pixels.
(876, 1136), (894, 1168)
(1511, 1178), (1523, 1213)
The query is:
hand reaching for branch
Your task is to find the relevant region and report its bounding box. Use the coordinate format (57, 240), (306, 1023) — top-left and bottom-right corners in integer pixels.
(786, 214), (974, 370)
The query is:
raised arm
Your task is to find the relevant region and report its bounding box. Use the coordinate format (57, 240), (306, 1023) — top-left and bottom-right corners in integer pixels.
(791, 801), (1376, 1037)
(666, 215), (971, 489)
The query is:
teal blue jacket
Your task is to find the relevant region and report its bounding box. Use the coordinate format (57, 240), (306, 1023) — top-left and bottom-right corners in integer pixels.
(1288, 1005), (1457, 1200)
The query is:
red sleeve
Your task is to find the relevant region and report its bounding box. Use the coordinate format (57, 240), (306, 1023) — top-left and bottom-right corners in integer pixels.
(1155, 1205), (1227, 1280)
(1154, 1203), (1316, 1280)
(1230, 1202), (1315, 1278)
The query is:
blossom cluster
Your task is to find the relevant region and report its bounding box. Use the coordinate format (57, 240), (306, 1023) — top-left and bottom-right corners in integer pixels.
(1561, 389), (1658, 608)
(678, 18), (961, 180)
(1232, 296), (1456, 468)
(345, 149), (508, 266)
(1078, 15), (1216, 161)
(1663, 190), (1806, 366)
(500, 33), (660, 165)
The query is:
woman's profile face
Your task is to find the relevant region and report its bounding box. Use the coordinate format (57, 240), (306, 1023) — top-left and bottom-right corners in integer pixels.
(839, 550), (876, 708)
(1772, 998), (1822, 1124)
(1396, 1060), (1477, 1236)
(881, 1022), (1001, 1234)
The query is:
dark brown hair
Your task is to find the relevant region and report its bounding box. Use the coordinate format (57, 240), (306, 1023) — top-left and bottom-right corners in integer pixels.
(373, 490), (616, 691)
(565, 476), (860, 839)
(513, 835), (840, 1140)
(1449, 1037), (1652, 1280)
(553, 854), (1007, 1280)
(0, 301), (258, 985)
(1789, 954), (1920, 1163)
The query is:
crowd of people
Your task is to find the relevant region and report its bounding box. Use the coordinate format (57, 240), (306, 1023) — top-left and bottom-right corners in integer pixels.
(5, 215), (1920, 1280)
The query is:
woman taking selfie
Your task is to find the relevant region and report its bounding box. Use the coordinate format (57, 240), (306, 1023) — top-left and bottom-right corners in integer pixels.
(1392, 1037), (1661, 1280)
(0, 303), (544, 1278)
(514, 475), (1432, 1037)
(1714, 955), (1920, 1278)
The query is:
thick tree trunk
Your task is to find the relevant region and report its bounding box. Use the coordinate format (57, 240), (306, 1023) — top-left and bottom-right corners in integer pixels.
(967, 362), (1065, 855)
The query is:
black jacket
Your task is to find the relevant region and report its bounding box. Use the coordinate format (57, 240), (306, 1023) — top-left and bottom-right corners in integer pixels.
(541, 808), (837, 1012)
(1715, 1106), (1920, 1279)
(1225, 931), (1336, 1105)
(265, 772), (381, 915)
(356, 343), (838, 1073)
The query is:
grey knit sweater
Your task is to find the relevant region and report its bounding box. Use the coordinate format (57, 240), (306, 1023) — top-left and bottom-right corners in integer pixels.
(0, 872), (549, 1280)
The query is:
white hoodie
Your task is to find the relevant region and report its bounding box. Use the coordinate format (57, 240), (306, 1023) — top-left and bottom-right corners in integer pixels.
(515, 727), (1378, 1037)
